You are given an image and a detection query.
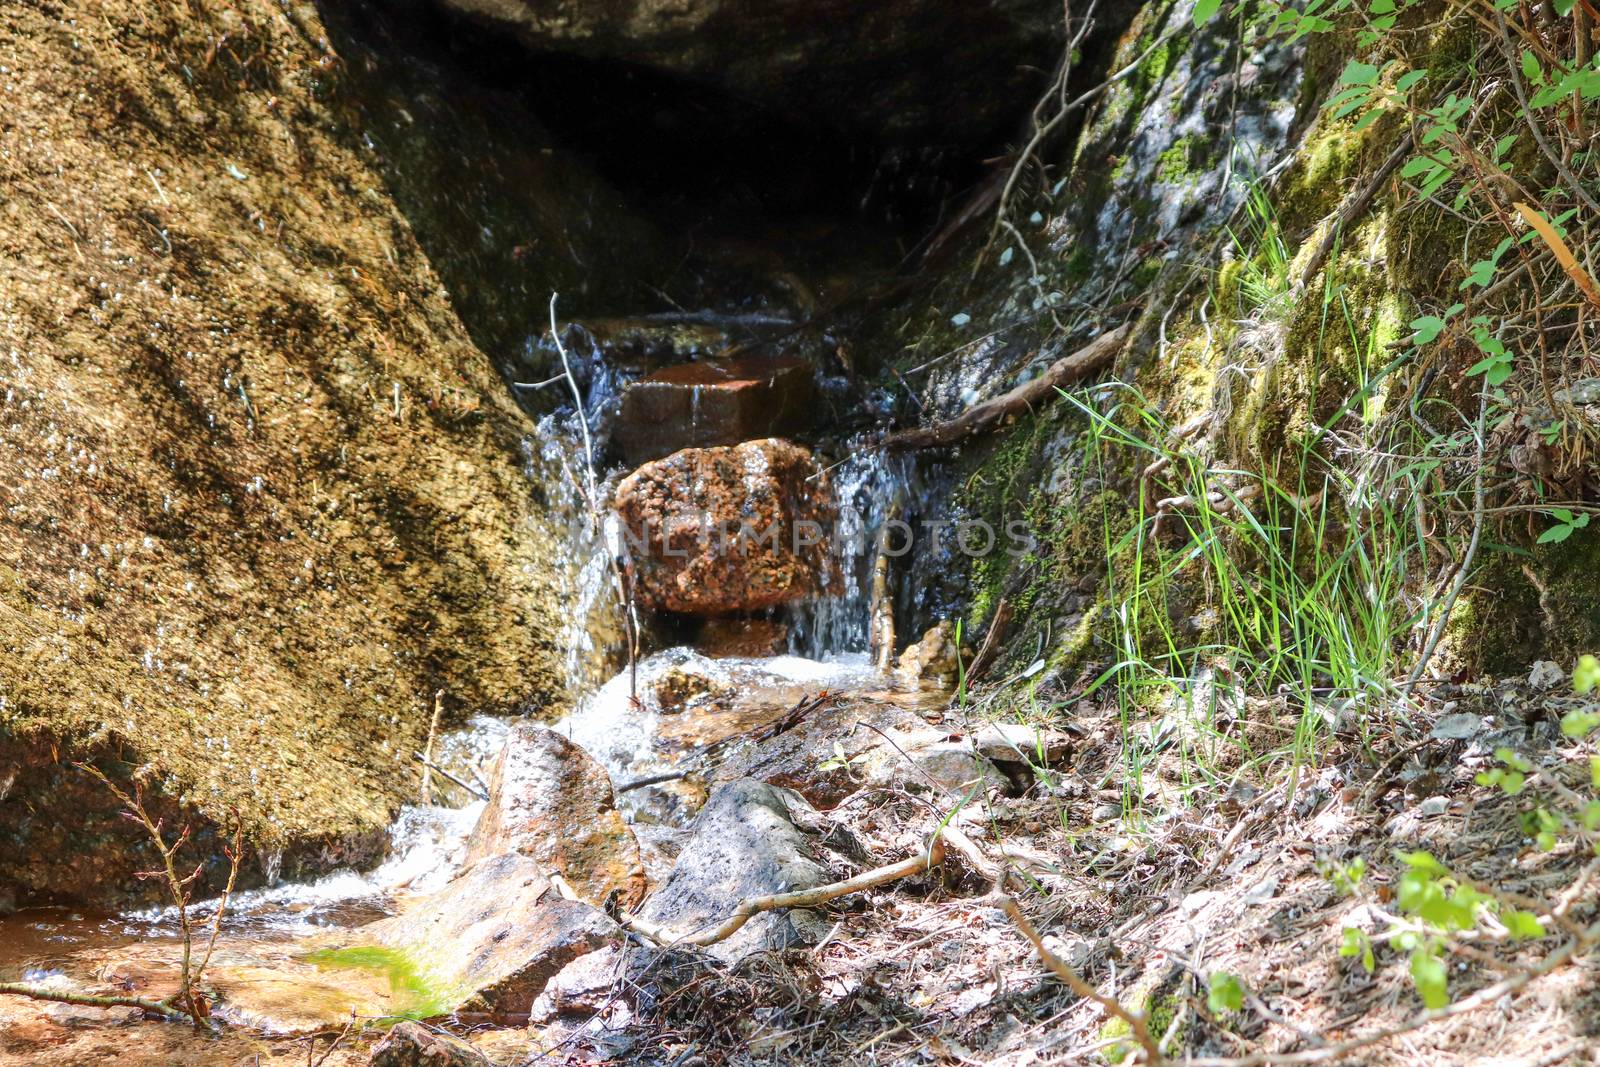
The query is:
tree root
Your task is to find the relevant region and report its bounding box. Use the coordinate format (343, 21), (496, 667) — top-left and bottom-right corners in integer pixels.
(882, 324), (1130, 451)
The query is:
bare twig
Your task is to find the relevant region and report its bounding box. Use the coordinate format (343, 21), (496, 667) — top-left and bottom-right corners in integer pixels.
(1000, 895), (1164, 1064)
(420, 688), (443, 805)
(410, 751), (488, 801)
(0, 982), (187, 1022)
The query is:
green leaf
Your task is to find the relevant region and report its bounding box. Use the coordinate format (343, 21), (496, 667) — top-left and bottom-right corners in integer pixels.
(1400, 850), (1446, 874)
(1573, 654), (1600, 694)
(1411, 315), (1448, 344)
(1538, 523), (1576, 544)
(1495, 747), (1532, 772)
(1522, 50), (1544, 85)
(1395, 69), (1428, 92)
(1192, 0), (1224, 24)
(1410, 947), (1450, 1009)
(1341, 60), (1381, 86)
(1554, 0), (1577, 14)
(1561, 710), (1600, 738)
(1505, 910), (1546, 939)
(1207, 972), (1246, 1014)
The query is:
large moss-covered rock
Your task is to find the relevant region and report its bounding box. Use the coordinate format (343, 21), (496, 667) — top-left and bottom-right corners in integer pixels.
(0, 0), (570, 903)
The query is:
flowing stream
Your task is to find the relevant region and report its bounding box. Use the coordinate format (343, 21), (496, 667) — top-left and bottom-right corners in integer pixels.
(0, 317), (924, 1033)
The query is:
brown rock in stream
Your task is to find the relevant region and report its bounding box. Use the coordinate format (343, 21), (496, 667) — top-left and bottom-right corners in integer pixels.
(354, 852), (618, 1016)
(463, 723), (645, 909)
(614, 355), (815, 465)
(613, 439), (835, 615)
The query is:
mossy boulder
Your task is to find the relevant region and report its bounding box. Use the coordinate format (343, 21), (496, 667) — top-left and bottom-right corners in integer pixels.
(0, 0), (574, 904)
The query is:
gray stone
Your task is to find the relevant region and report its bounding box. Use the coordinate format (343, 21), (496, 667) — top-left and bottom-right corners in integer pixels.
(369, 1022), (490, 1067)
(1430, 713), (1483, 741)
(636, 779), (844, 961)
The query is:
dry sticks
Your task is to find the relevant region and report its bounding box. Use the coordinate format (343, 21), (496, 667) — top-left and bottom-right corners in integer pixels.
(883, 323), (1131, 451)
(0, 765), (243, 1031)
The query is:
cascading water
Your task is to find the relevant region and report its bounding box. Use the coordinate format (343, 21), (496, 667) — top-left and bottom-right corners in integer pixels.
(519, 323), (638, 696)
(785, 441), (916, 660)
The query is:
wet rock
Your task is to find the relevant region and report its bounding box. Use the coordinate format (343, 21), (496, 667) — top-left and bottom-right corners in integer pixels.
(695, 617), (791, 658)
(355, 852), (618, 1015)
(418, 0), (1061, 148)
(651, 666), (733, 714)
(710, 700), (934, 808)
(895, 622), (966, 686)
(370, 1022), (491, 1067)
(529, 945), (625, 1023)
(635, 779), (851, 961)
(463, 724), (645, 909)
(633, 823), (691, 887)
(613, 439), (835, 615)
(615, 356), (816, 465)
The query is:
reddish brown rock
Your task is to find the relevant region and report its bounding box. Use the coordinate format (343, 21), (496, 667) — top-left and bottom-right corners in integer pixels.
(615, 356), (816, 465)
(356, 852), (618, 1016)
(464, 724), (645, 909)
(613, 439), (835, 616)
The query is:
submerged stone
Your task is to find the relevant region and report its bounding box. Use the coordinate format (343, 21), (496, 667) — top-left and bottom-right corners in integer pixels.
(614, 356), (815, 465)
(335, 852), (618, 1015)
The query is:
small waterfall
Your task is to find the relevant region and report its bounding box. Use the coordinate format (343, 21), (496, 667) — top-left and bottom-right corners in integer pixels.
(520, 324), (636, 696)
(786, 442), (914, 660)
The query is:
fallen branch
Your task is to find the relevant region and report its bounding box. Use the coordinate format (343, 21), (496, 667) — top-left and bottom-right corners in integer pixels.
(624, 835), (947, 950)
(883, 324), (1130, 451)
(965, 599), (1013, 682)
(615, 770), (693, 793)
(0, 982), (188, 1022)
(1000, 895), (1164, 1064)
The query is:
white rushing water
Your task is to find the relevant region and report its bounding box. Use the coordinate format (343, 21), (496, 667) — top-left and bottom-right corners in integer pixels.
(552, 646), (877, 792)
(787, 442), (913, 659)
